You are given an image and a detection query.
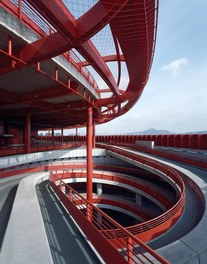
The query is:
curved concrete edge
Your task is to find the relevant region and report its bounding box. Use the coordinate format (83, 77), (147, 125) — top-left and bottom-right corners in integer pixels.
(106, 146), (207, 263)
(0, 172), (54, 264)
(156, 167), (207, 264)
(129, 151), (207, 263)
(107, 150), (181, 194)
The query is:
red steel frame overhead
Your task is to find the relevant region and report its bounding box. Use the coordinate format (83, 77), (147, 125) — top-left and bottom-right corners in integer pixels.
(0, 0), (158, 129)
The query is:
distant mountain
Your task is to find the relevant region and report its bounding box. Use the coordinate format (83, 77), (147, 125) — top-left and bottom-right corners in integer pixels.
(127, 128), (172, 135)
(127, 129), (207, 135)
(98, 129), (207, 136)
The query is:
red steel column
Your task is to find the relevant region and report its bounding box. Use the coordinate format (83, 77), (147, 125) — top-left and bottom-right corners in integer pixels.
(61, 127), (64, 144)
(87, 107), (93, 203)
(76, 127), (78, 142)
(25, 113), (31, 153)
(52, 128), (54, 144)
(92, 121), (96, 148)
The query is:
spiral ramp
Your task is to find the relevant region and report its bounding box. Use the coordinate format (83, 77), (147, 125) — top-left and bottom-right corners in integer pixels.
(0, 1), (206, 263)
(0, 145), (206, 263)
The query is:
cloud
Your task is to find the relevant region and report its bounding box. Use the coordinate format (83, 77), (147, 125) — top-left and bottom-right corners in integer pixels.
(160, 58), (189, 76)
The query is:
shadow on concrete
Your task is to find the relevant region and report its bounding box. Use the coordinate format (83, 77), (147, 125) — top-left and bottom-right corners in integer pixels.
(0, 185), (18, 250)
(36, 181), (101, 264)
(148, 179), (204, 249)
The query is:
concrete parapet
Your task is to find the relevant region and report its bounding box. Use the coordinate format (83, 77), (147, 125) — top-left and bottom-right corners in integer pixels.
(0, 148), (106, 169)
(155, 146), (207, 165)
(0, 172), (53, 264)
(135, 140), (154, 149)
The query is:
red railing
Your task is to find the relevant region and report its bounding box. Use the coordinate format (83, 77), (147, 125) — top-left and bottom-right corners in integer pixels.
(95, 134), (207, 150)
(0, 0), (99, 93)
(0, 142), (83, 157)
(96, 143), (185, 242)
(104, 140), (207, 170)
(53, 170), (174, 210)
(50, 172), (169, 264)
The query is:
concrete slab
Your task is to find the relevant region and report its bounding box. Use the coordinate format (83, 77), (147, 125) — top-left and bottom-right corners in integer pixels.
(113, 146), (207, 263)
(0, 172), (53, 264)
(156, 240), (199, 264)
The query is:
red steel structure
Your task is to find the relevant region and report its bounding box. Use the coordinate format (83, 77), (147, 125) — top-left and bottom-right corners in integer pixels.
(0, 0), (158, 136)
(1, 1), (206, 262)
(0, 0), (181, 263)
(50, 172), (169, 264)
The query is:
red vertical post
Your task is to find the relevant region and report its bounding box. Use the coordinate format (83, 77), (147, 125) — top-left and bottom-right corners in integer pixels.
(87, 107), (93, 204)
(52, 128), (54, 144)
(92, 121), (96, 148)
(8, 36), (12, 55)
(76, 127), (78, 142)
(61, 127), (64, 144)
(25, 113), (31, 153)
(127, 237), (133, 264)
(36, 62), (40, 72)
(49, 130), (51, 142)
(55, 66), (58, 80)
(68, 77), (70, 88)
(67, 51), (70, 62)
(18, 0), (22, 20)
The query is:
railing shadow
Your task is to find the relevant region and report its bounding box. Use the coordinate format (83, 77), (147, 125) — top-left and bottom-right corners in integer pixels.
(36, 181), (101, 264)
(0, 185), (18, 250)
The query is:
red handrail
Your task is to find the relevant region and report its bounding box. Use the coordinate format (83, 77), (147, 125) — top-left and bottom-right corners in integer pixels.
(95, 143), (185, 241)
(50, 172), (169, 264)
(55, 170), (175, 210)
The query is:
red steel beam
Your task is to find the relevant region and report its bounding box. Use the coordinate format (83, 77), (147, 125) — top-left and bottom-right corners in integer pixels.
(2, 0), (127, 95)
(93, 0), (157, 122)
(0, 0), (158, 131)
(77, 41), (120, 100)
(0, 86), (72, 107)
(82, 54), (125, 67)
(19, 81), (78, 103)
(86, 107), (93, 204)
(26, 0), (77, 40)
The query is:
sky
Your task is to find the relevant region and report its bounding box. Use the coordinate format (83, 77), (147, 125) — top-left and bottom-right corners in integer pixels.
(95, 0), (207, 135)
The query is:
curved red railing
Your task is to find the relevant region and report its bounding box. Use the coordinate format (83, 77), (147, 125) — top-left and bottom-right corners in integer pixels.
(54, 170), (175, 210)
(50, 167), (184, 243)
(0, 162), (156, 180)
(50, 172), (169, 264)
(94, 196), (153, 220)
(95, 143), (185, 242)
(73, 195), (152, 222)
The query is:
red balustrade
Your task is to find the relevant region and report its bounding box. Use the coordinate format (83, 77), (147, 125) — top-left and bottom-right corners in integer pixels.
(50, 172), (169, 264)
